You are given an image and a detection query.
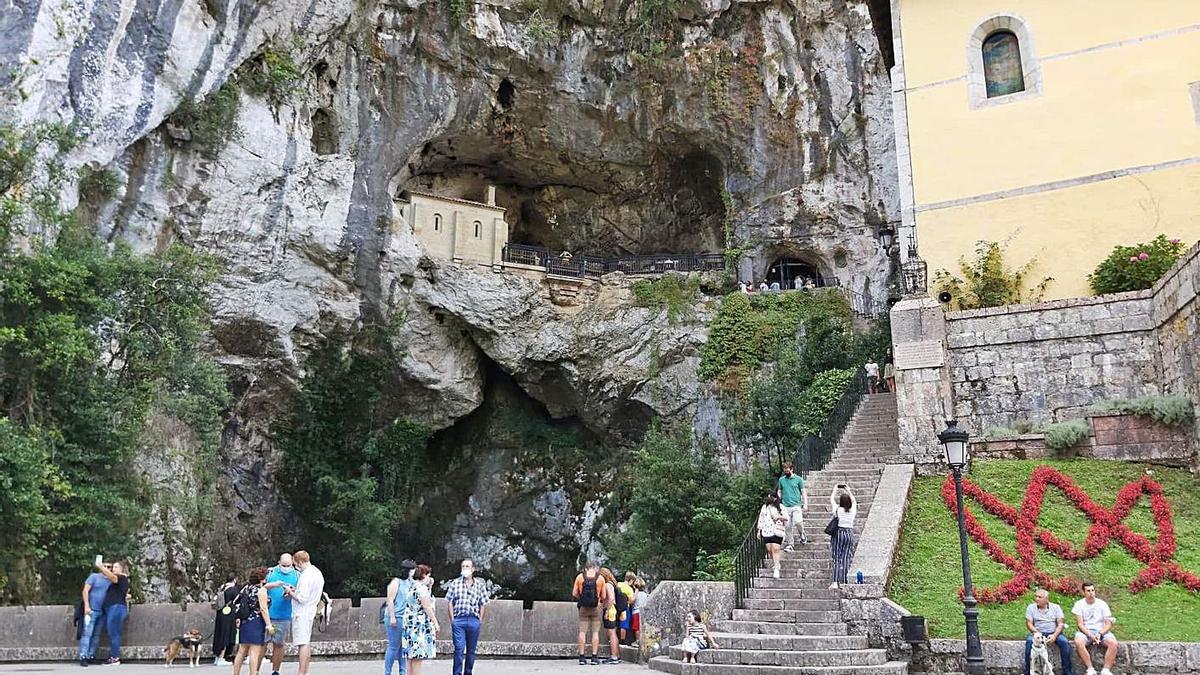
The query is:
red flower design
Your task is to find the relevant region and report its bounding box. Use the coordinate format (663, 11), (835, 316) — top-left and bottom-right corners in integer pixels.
(940, 466), (1200, 604)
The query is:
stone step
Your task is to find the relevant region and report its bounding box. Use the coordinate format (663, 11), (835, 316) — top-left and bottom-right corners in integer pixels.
(752, 577), (848, 589)
(648, 655), (908, 675)
(714, 620), (847, 636)
(741, 598), (841, 611)
(744, 587), (842, 601)
(710, 633), (869, 651)
(731, 609), (844, 623)
(668, 646), (889, 667)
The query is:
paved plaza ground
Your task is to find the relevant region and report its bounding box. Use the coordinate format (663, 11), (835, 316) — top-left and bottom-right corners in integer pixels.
(0, 659), (646, 674)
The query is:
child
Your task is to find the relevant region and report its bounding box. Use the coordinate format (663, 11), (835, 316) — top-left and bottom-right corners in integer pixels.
(680, 609), (718, 663)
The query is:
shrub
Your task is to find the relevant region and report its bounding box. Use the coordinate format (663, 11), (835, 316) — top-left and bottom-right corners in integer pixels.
(632, 273), (702, 321)
(1089, 235), (1187, 295)
(1042, 420), (1091, 451)
(1091, 395), (1195, 427)
(692, 549), (735, 582)
(792, 368), (856, 437)
(240, 40), (305, 107)
(933, 240), (1052, 310)
(169, 83), (242, 157)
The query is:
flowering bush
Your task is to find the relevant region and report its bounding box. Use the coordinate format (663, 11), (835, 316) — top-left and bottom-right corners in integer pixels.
(1089, 235), (1187, 295)
(941, 466), (1200, 604)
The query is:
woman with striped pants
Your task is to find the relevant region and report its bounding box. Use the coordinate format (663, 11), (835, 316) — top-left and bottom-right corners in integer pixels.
(828, 485), (857, 588)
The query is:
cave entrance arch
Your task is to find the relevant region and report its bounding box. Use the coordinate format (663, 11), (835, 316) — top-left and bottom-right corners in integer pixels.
(767, 257), (824, 289)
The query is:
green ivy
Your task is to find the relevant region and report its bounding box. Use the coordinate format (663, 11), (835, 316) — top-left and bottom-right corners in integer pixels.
(933, 240), (1052, 310)
(277, 321), (434, 598)
(697, 289), (853, 382)
(1088, 235), (1186, 295)
(791, 368), (856, 437)
(632, 273), (702, 321)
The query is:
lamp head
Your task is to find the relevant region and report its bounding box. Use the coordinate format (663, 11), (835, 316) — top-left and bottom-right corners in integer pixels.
(938, 420), (970, 468)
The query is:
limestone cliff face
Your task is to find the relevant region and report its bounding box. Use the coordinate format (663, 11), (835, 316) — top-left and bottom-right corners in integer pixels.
(3, 0), (896, 598)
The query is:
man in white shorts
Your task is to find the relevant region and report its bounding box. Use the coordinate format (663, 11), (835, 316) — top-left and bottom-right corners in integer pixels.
(287, 550), (326, 675)
(1071, 582), (1118, 675)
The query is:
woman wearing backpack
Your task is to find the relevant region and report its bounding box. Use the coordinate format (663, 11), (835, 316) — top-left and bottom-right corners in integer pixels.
(758, 492), (788, 578)
(384, 559), (418, 675)
(230, 567), (272, 675)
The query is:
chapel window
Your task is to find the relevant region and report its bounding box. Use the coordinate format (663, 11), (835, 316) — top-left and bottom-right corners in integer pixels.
(433, 214), (442, 231)
(474, 221), (482, 238)
(982, 30), (1025, 98)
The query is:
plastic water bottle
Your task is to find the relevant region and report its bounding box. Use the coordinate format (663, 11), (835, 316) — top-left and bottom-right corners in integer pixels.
(856, 570), (864, 584)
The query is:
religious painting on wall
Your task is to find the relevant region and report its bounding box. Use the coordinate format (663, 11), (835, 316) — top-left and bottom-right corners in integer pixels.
(983, 31), (1025, 98)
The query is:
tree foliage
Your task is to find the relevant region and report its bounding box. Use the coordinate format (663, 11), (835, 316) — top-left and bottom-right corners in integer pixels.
(277, 322), (433, 598)
(1089, 235), (1186, 295)
(933, 240), (1052, 310)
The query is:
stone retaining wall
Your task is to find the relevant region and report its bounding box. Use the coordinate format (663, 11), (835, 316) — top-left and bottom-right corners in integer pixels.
(970, 413), (1195, 468)
(634, 581), (735, 662)
(914, 638), (1200, 674)
(0, 597), (579, 663)
(892, 240), (1200, 464)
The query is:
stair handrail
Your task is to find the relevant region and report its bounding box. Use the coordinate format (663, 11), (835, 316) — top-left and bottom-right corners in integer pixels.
(731, 365), (871, 608)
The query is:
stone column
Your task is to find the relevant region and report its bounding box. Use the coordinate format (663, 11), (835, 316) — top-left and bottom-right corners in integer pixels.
(890, 296), (954, 471)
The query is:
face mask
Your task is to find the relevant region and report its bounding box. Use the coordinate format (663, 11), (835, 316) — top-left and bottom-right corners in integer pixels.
(461, 569), (473, 579)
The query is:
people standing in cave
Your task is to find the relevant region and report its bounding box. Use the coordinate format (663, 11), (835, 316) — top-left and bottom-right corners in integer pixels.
(405, 565), (439, 675)
(598, 568), (623, 664)
(213, 573), (241, 666)
(758, 281), (769, 292)
(740, 281), (751, 294)
(572, 561), (606, 665)
(804, 277), (817, 289)
(770, 280), (781, 291)
(383, 559), (417, 675)
(445, 559), (489, 675)
(793, 276), (804, 290)
(865, 360), (880, 394)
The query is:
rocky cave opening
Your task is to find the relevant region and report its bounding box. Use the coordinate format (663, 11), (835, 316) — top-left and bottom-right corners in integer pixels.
(402, 356), (624, 602)
(398, 133), (729, 258)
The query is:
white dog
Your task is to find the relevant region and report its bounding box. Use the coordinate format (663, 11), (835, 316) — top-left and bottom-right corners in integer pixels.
(1029, 632), (1055, 675)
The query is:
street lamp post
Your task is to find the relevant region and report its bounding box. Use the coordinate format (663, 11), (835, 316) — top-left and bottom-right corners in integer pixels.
(938, 420), (985, 675)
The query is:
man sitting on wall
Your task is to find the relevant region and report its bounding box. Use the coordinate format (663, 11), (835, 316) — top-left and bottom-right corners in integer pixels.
(1072, 582), (1118, 675)
(1024, 588), (1074, 675)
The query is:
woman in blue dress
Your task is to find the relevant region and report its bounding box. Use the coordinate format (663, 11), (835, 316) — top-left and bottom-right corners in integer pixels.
(231, 567), (273, 675)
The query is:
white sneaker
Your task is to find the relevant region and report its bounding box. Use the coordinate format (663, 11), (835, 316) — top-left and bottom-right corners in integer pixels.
(773, 567), (780, 579)
(214, 657), (229, 666)
(1085, 668), (1097, 675)
(1100, 669), (1114, 675)
(783, 545), (795, 553)
(828, 582), (839, 589)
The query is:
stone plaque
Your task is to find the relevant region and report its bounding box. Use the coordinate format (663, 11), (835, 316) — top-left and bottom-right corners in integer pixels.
(895, 340), (945, 370)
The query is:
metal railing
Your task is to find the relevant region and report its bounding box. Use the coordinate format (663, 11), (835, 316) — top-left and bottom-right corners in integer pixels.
(501, 243), (726, 278)
(731, 365), (870, 608)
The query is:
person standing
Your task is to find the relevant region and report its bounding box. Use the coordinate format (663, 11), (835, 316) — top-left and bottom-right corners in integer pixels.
(757, 493), (787, 578)
(231, 568), (273, 675)
(598, 568), (622, 664)
(617, 573), (637, 646)
(405, 565), (439, 675)
(630, 578), (648, 646)
(384, 560), (418, 675)
(95, 561), (131, 664)
(288, 550), (326, 675)
(263, 553), (301, 675)
(828, 485), (857, 588)
(865, 361), (880, 394)
(213, 574), (241, 666)
(445, 559), (489, 675)
(1024, 589), (1073, 675)
(778, 462), (809, 551)
(883, 359), (895, 393)
(79, 559), (113, 666)
(572, 561), (605, 665)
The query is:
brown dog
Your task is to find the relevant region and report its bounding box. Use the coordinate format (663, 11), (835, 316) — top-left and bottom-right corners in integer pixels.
(164, 628), (203, 667)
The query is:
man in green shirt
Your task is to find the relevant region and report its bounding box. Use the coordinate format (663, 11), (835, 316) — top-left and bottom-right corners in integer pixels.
(777, 462), (809, 550)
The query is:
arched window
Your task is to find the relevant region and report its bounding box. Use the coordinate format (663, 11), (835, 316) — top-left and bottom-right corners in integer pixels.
(982, 31), (1025, 98)
(433, 214), (442, 231)
(473, 221), (482, 238)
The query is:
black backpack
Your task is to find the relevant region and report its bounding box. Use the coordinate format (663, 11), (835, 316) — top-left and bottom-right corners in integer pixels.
(577, 574), (600, 609)
(233, 585), (266, 621)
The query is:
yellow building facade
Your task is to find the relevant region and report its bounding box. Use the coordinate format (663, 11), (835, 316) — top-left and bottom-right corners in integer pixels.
(397, 186), (510, 268)
(890, 0), (1200, 299)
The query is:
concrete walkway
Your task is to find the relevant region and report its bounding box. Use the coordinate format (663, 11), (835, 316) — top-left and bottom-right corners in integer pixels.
(0, 659), (647, 674)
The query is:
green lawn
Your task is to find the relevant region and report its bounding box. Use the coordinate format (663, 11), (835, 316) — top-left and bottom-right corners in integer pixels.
(888, 459), (1200, 640)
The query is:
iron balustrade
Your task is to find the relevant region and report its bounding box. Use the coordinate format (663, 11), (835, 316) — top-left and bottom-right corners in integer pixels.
(731, 365), (870, 609)
(501, 244), (726, 277)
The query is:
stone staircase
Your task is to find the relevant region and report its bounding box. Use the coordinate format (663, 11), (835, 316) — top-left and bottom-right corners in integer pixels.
(649, 393), (905, 675)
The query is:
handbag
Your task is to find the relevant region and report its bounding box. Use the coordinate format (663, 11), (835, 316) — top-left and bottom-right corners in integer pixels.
(824, 515), (839, 537)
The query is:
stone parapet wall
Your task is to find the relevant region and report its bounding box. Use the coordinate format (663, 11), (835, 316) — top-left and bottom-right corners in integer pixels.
(914, 638), (1200, 674)
(0, 597), (579, 663)
(851, 464), (916, 584)
(635, 581), (734, 662)
(892, 241), (1200, 463)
